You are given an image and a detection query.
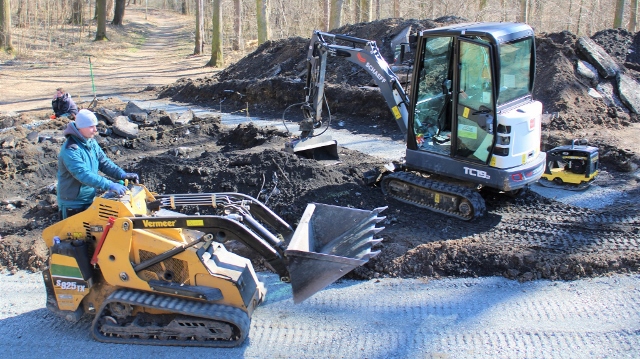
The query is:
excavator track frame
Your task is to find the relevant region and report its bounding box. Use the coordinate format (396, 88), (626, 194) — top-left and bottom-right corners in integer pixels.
(92, 289), (250, 347)
(380, 171), (486, 221)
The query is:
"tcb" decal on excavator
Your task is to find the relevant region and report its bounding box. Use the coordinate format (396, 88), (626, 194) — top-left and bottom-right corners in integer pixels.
(464, 167), (491, 179)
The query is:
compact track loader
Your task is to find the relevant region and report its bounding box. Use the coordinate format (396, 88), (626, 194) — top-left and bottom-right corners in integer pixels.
(42, 184), (385, 347)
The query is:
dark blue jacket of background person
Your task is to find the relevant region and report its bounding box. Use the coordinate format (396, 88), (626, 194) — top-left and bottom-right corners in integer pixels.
(52, 93), (79, 118)
(57, 122), (126, 215)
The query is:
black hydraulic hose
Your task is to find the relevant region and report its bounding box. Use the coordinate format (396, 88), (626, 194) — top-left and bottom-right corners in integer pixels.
(242, 214), (286, 252)
(134, 234), (211, 273)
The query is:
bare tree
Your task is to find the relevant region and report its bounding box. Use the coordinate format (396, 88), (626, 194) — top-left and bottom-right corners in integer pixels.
(96, 0), (109, 41)
(330, 0), (344, 30)
(113, 0), (126, 26)
(181, 0), (188, 15)
(631, 0), (638, 31)
(577, 0), (587, 35)
(519, 0), (529, 23)
(207, 0), (223, 67)
(613, 0), (626, 28)
(107, 0), (114, 19)
(322, 0), (330, 31)
(0, 0), (13, 52)
(72, 0), (84, 25)
(256, 0), (270, 45)
(233, 0), (243, 51)
(194, 0), (204, 55)
(359, 0), (372, 22)
(393, 0), (399, 17)
(15, 0), (26, 27)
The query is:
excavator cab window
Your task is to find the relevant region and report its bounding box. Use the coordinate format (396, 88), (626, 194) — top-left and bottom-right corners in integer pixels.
(455, 39), (495, 163)
(497, 37), (534, 106)
(412, 36), (453, 155)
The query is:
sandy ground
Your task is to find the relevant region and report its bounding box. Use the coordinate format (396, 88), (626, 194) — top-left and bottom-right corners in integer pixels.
(0, 7), (213, 115)
(1, 270), (639, 358)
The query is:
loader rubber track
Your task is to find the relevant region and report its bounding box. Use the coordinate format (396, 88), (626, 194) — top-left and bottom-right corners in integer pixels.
(380, 172), (486, 221)
(91, 288), (250, 347)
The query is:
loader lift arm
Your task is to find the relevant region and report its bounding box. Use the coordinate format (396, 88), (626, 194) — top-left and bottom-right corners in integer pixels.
(303, 30), (411, 137)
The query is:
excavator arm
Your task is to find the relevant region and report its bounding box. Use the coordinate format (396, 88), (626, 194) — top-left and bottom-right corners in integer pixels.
(303, 30), (411, 136)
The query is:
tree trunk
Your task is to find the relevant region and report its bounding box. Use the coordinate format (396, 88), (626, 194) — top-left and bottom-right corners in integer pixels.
(359, 0), (372, 22)
(95, 0), (109, 41)
(113, 0), (126, 25)
(256, 0), (270, 45)
(0, 0), (13, 52)
(15, 0), (26, 28)
(577, 0), (586, 35)
(106, 0), (114, 19)
(630, 0), (638, 32)
(613, 0), (626, 28)
(501, 0), (507, 22)
(567, 0), (574, 31)
(322, 0), (330, 31)
(181, 0), (188, 15)
(329, 0), (344, 30)
(233, 0), (243, 51)
(194, 0), (204, 55)
(72, 0), (84, 25)
(207, 0), (223, 67)
(393, 0), (399, 18)
(519, 0), (529, 23)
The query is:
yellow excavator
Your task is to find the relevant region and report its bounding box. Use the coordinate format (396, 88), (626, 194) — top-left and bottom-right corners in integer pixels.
(42, 183), (385, 347)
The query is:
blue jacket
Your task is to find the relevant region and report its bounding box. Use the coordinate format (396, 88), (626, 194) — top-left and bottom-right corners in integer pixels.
(52, 93), (79, 117)
(57, 123), (126, 209)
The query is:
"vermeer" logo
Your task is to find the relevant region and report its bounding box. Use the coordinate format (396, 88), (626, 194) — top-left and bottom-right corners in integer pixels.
(142, 220), (177, 228)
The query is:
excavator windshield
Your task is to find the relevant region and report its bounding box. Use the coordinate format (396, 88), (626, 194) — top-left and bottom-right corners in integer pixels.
(497, 37), (534, 106)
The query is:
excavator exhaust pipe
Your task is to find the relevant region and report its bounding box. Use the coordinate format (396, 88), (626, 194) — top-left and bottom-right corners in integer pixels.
(285, 203), (386, 303)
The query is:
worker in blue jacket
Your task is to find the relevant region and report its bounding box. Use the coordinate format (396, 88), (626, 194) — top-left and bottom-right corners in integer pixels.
(52, 88), (79, 119)
(57, 109), (139, 219)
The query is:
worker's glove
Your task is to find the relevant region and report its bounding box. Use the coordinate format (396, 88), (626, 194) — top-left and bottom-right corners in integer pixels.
(122, 173), (139, 183)
(109, 182), (128, 196)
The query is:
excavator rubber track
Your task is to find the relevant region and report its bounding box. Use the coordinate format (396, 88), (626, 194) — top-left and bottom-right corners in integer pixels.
(91, 289), (250, 347)
(380, 172), (486, 221)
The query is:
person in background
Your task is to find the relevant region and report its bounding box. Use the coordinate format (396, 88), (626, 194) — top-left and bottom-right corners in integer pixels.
(57, 109), (139, 219)
(52, 88), (79, 119)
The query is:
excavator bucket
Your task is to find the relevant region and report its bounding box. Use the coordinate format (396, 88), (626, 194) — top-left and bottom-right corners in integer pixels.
(285, 203), (386, 303)
(285, 135), (339, 160)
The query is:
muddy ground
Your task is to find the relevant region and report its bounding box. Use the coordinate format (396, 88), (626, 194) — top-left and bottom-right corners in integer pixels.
(1, 18), (639, 284)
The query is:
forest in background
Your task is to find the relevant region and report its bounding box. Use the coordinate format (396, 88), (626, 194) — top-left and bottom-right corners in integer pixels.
(0, 0), (638, 62)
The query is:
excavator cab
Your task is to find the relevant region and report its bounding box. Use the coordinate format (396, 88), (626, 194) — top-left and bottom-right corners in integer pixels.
(405, 23), (546, 192)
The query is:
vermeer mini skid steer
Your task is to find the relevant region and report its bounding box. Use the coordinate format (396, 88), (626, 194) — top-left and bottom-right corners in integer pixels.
(42, 183), (385, 347)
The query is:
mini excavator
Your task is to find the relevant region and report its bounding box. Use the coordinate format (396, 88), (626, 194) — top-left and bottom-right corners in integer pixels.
(288, 23), (547, 220)
(42, 183), (385, 347)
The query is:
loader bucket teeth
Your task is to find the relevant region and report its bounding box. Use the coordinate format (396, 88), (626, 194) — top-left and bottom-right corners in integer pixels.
(285, 135), (339, 160)
(285, 203), (386, 303)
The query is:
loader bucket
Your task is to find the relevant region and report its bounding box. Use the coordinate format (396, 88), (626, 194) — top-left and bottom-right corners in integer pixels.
(285, 203), (386, 303)
(285, 135), (339, 160)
